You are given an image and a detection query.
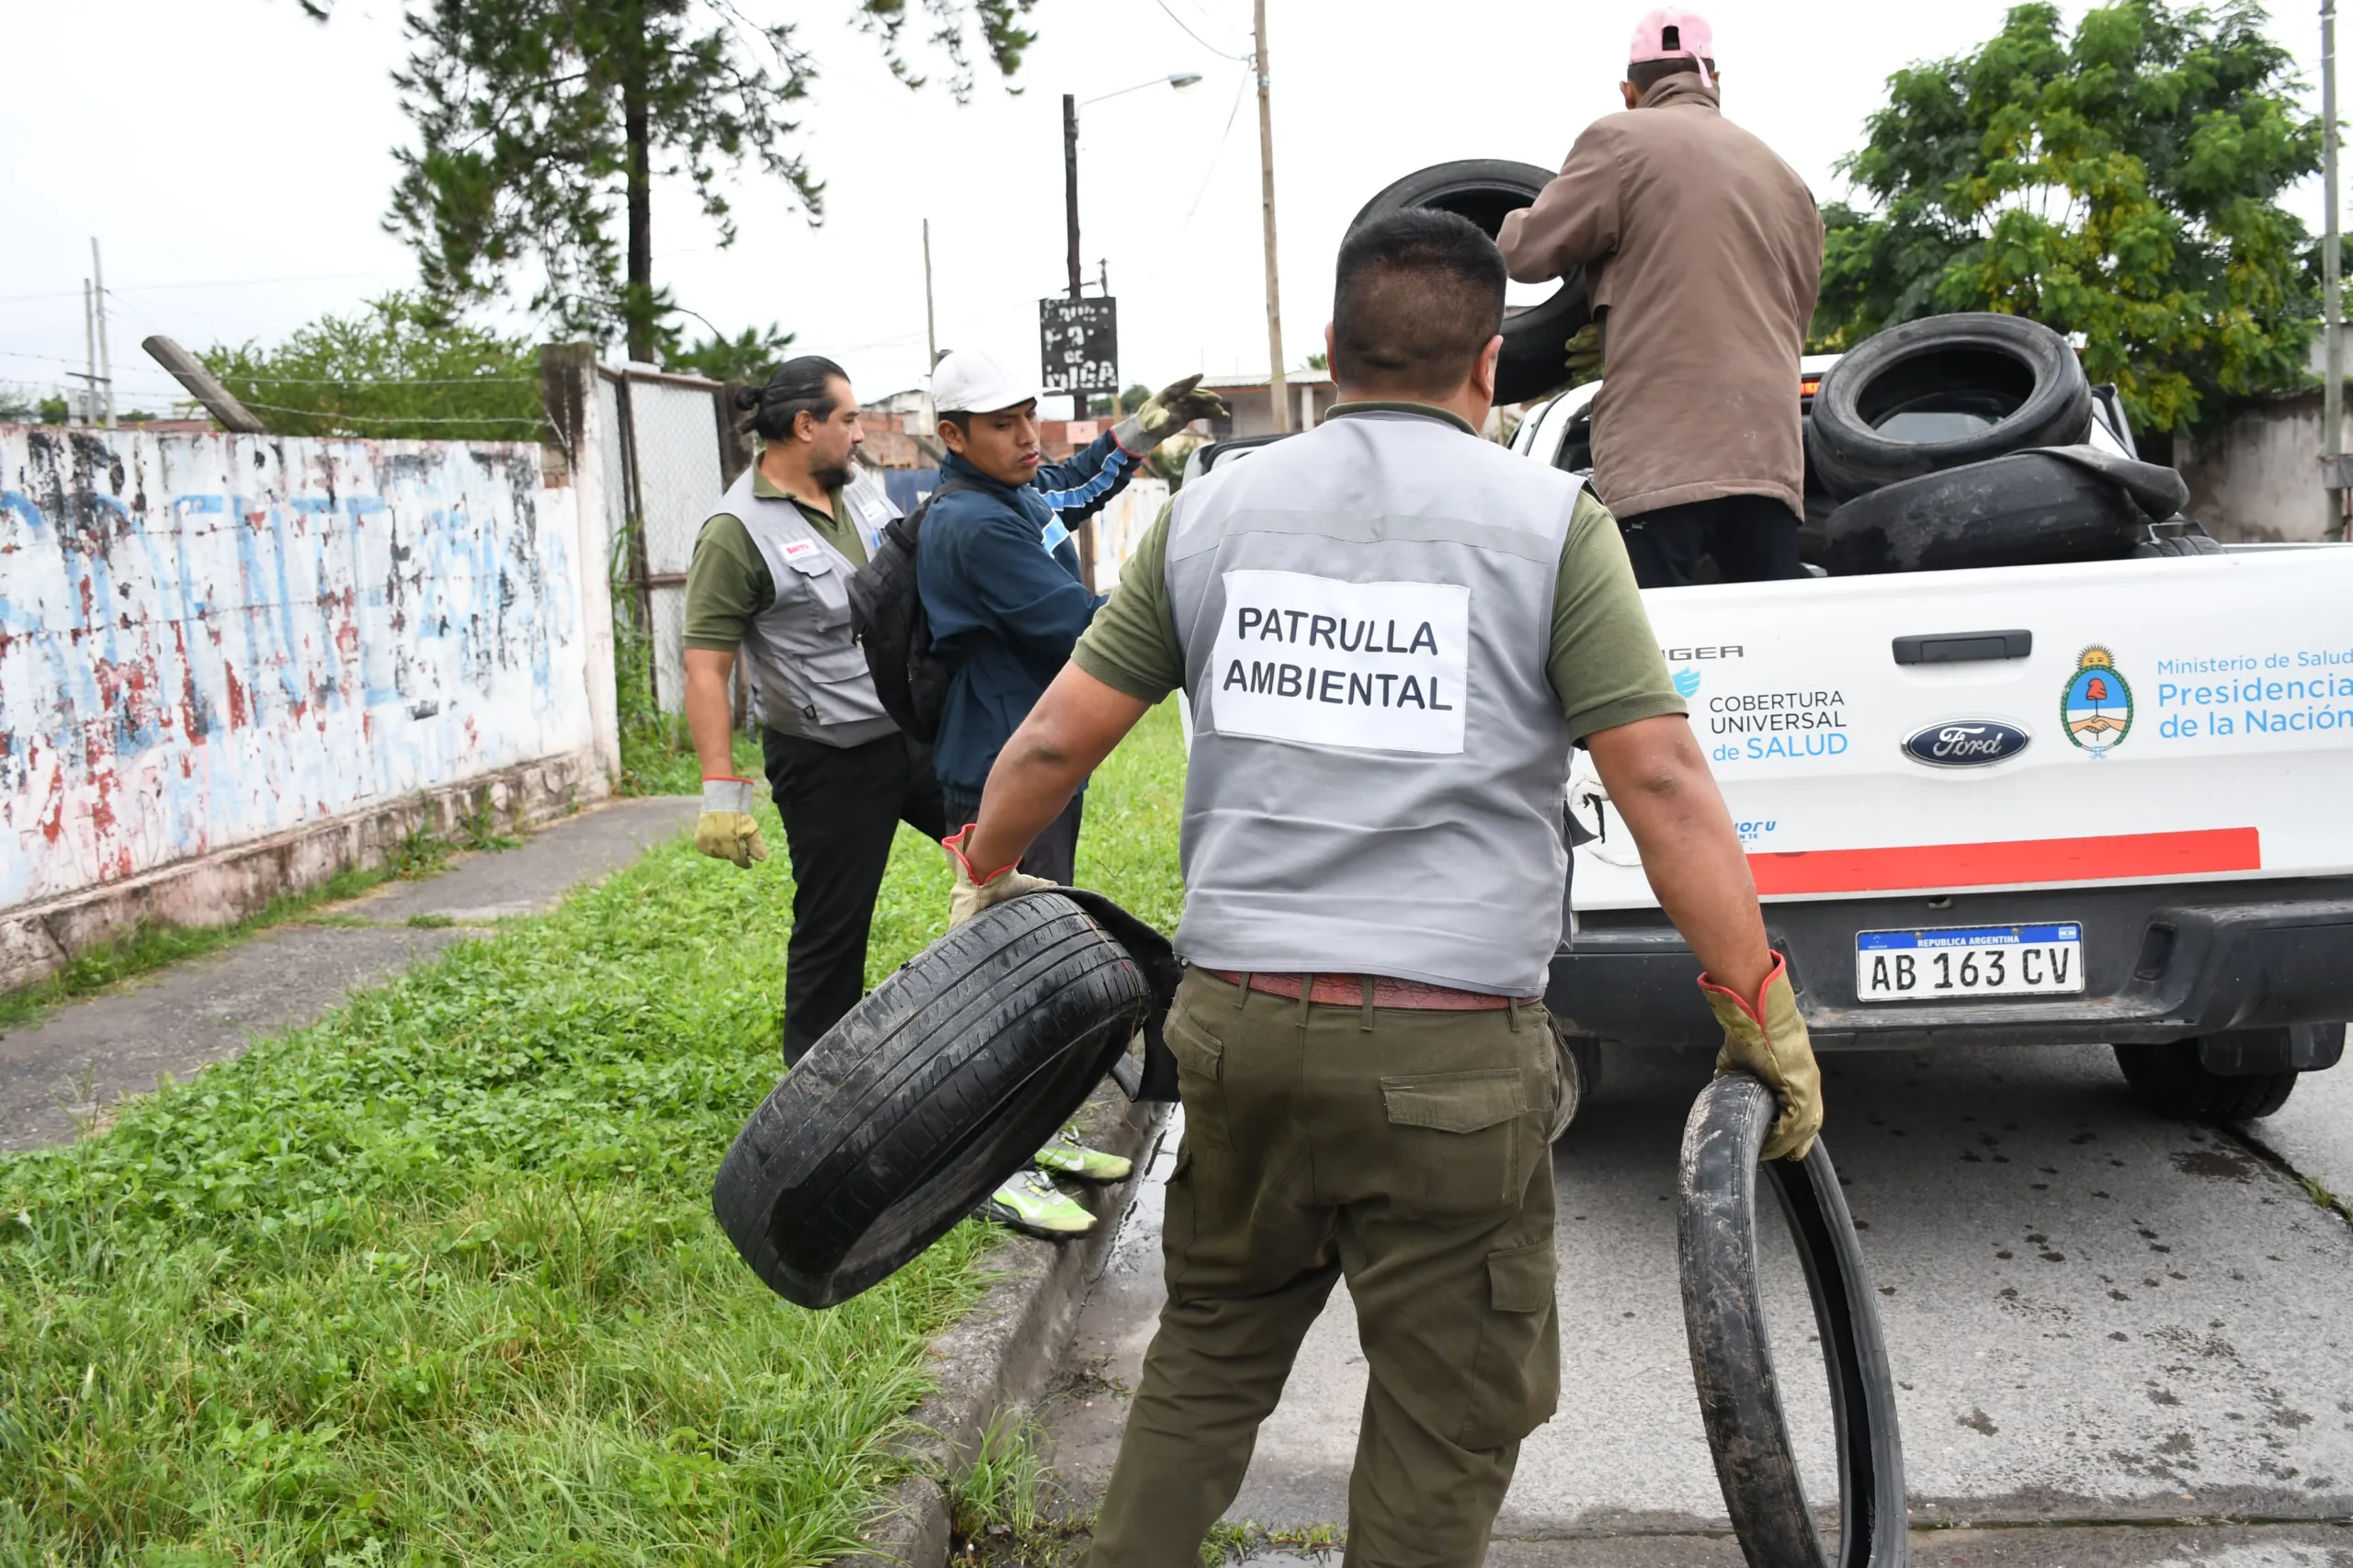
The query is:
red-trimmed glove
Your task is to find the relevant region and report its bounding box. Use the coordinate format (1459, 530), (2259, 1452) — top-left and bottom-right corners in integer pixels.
(694, 778), (768, 869)
(943, 824), (1053, 927)
(1699, 953), (1822, 1162)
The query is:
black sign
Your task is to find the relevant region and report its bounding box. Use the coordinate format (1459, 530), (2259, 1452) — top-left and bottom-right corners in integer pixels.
(1902, 721), (2032, 767)
(1040, 297), (1119, 394)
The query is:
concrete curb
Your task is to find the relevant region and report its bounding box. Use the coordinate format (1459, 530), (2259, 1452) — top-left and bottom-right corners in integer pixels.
(1, 747), (609, 993)
(839, 1084), (1172, 1568)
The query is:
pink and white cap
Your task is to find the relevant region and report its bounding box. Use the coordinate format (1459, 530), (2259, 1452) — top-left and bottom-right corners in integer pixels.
(1629, 6), (1715, 88)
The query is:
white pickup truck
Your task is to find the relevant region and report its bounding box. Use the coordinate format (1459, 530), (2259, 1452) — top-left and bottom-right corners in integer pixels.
(1183, 367), (2353, 1120)
(1511, 365), (2353, 1120)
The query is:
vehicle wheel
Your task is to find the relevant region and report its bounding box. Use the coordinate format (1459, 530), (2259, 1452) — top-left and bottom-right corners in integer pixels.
(1350, 160), (1593, 406)
(1806, 313), (2091, 499)
(2114, 1041), (2298, 1120)
(1679, 1074), (1908, 1568)
(1548, 1020), (1603, 1141)
(711, 892), (1153, 1309)
(1821, 449), (2150, 574)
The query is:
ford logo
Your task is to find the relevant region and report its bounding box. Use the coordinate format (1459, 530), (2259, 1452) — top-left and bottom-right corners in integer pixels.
(1903, 721), (2030, 767)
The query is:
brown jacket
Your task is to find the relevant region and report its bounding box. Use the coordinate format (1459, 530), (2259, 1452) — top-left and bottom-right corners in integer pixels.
(1498, 75), (1823, 520)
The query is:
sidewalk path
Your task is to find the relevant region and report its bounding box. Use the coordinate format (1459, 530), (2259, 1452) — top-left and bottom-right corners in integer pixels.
(0, 795), (699, 1153)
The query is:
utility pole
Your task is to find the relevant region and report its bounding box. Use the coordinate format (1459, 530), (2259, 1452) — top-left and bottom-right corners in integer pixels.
(91, 237), (115, 429)
(1255, 0), (1290, 433)
(81, 279), (97, 426)
(923, 220), (939, 372)
(2324, 0), (2345, 539)
(923, 219), (940, 435)
(1063, 93), (1084, 303)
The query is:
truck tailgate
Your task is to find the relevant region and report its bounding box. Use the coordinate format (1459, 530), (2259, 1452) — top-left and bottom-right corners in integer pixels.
(1574, 548), (2353, 910)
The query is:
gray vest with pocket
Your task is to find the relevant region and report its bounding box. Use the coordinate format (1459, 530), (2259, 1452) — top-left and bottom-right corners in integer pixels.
(724, 465), (900, 747)
(1164, 411), (1585, 995)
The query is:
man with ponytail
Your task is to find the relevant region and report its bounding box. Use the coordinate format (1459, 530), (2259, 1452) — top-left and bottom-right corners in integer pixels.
(682, 358), (949, 1065)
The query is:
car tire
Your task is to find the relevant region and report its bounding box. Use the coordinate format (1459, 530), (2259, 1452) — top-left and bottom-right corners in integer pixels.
(1679, 1074), (1909, 1568)
(711, 892), (1153, 1309)
(2131, 523), (2225, 558)
(1806, 313), (2092, 499)
(1350, 160), (1594, 406)
(2114, 1041), (2299, 1120)
(1821, 449), (2151, 574)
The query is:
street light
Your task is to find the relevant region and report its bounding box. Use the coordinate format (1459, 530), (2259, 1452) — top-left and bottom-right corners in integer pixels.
(1063, 73), (1203, 301)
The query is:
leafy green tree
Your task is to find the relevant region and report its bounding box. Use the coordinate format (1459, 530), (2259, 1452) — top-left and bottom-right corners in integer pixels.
(668, 321), (797, 383)
(199, 292), (544, 441)
(1813, 0), (2322, 435)
(297, 1), (1036, 362)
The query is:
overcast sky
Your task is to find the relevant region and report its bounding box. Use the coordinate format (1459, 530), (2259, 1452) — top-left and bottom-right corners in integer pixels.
(3, 0), (2331, 416)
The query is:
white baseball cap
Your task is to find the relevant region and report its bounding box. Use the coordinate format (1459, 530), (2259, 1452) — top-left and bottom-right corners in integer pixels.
(930, 349), (1039, 415)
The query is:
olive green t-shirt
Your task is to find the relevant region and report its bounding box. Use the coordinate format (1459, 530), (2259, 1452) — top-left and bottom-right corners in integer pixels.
(1070, 404), (1687, 741)
(681, 459), (863, 652)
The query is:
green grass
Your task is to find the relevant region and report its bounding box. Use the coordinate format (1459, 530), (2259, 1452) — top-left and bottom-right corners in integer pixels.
(0, 790), (535, 1032)
(0, 699), (1188, 1565)
(0, 866), (395, 1032)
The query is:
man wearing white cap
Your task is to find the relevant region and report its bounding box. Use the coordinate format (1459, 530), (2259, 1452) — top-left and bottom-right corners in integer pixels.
(1499, 6), (1824, 588)
(921, 347), (1226, 1239)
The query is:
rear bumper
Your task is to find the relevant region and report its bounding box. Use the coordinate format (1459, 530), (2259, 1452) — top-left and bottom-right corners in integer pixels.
(1545, 877), (2353, 1051)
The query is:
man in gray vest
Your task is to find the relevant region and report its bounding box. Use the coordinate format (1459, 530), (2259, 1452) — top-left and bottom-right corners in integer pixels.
(682, 356), (945, 1065)
(942, 212), (1823, 1566)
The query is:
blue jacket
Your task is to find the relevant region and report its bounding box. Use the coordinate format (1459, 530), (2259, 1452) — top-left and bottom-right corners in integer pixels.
(919, 432), (1142, 803)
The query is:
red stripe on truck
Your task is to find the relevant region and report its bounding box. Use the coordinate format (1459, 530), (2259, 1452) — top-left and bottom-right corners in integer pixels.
(1748, 827), (2262, 895)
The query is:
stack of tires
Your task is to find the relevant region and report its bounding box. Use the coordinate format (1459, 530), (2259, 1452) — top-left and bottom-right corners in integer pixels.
(1805, 313), (2195, 575)
(1351, 159), (2201, 577)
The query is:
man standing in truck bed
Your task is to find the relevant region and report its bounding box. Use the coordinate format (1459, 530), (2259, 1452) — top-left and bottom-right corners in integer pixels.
(1499, 6), (1823, 588)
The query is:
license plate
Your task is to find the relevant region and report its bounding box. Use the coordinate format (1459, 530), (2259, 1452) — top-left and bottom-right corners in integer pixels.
(1855, 923), (2085, 1001)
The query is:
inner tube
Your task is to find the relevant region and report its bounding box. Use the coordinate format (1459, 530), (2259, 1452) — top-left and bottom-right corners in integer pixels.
(1678, 1074), (1908, 1568)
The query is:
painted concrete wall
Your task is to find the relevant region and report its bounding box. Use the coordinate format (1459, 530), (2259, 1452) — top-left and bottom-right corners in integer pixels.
(2, 426), (597, 912)
(2179, 387), (2350, 543)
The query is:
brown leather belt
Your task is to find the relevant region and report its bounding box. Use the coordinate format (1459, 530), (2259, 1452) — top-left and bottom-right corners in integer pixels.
(1202, 969), (1516, 1012)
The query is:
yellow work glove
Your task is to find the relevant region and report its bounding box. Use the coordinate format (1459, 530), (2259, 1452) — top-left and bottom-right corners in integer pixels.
(1563, 323), (1605, 381)
(942, 824), (1054, 927)
(695, 778), (769, 869)
(1699, 954), (1822, 1162)
(1114, 373), (1232, 453)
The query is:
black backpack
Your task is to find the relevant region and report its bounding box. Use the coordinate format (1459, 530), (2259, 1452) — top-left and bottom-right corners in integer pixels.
(847, 479), (972, 744)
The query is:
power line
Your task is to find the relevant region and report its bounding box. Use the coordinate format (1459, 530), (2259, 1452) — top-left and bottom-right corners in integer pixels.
(0, 350), (532, 386)
(0, 270), (401, 305)
(1148, 0), (1251, 61)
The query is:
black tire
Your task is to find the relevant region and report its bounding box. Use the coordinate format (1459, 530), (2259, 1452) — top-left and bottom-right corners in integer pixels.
(2114, 1041), (2298, 1120)
(1807, 313), (2091, 499)
(1679, 1075), (1907, 1568)
(1350, 160), (1593, 406)
(1820, 449), (2148, 574)
(711, 892), (1151, 1308)
(2132, 522), (2225, 559)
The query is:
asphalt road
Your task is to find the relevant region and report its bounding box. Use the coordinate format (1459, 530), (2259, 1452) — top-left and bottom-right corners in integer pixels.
(1040, 1042), (2353, 1566)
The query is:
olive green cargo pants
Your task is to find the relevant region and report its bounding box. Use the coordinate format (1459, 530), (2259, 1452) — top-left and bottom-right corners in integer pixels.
(1086, 970), (1562, 1568)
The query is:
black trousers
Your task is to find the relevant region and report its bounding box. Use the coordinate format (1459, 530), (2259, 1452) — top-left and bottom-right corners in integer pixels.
(948, 792), (1086, 887)
(763, 728), (949, 1065)
(1618, 493), (1808, 589)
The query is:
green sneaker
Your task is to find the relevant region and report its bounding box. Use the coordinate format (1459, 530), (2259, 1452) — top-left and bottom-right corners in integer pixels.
(1033, 1135), (1132, 1185)
(979, 1169), (1097, 1240)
